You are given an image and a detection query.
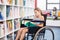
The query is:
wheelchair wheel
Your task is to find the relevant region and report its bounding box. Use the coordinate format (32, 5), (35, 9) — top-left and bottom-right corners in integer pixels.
(33, 27), (54, 40)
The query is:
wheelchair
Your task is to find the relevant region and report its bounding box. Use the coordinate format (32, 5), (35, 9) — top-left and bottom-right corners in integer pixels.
(21, 14), (54, 40)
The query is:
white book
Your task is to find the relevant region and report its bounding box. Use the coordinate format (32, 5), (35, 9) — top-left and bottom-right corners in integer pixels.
(0, 24), (4, 36)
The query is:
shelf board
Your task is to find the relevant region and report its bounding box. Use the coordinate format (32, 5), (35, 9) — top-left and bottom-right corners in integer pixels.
(47, 16), (60, 20)
(14, 28), (20, 32)
(6, 4), (13, 6)
(0, 35), (6, 38)
(6, 18), (14, 20)
(6, 30), (14, 35)
(24, 6), (34, 9)
(47, 3), (60, 4)
(6, 17), (21, 20)
(0, 3), (5, 5)
(46, 20), (60, 26)
(0, 20), (5, 22)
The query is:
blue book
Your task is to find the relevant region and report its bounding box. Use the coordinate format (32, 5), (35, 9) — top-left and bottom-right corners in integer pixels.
(0, 12), (3, 20)
(23, 0), (26, 6)
(6, 6), (10, 18)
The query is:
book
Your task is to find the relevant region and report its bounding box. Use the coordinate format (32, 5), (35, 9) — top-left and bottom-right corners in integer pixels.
(15, 0), (17, 5)
(6, 6), (13, 19)
(23, 0), (26, 6)
(6, 6), (10, 18)
(14, 19), (20, 29)
(14, 31), (18, 40)
(0, 0), (3, 3)
(7, 0), (12, 4)
(58, 11), (60, 17)
(7, 33), (13, 40)
(6, 20), (13, 32)
(0, 7), (3, 20)
(0, 22), (5, 37)
(19, 0), (23, 6)
(14, 7), (19, 18)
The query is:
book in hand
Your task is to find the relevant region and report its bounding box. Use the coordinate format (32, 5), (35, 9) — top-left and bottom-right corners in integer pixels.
(6, 20), (13, 32)
(14, 19), (20, 29)
(0, 22), (5, 37)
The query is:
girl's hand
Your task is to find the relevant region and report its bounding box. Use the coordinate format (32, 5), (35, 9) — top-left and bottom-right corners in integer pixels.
(36, 23), (44, 27)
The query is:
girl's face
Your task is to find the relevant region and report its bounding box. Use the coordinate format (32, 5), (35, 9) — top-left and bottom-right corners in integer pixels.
(34, 10), (41, 17)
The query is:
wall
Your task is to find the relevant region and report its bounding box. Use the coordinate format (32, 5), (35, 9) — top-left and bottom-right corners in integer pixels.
(37, 0), (46, 10)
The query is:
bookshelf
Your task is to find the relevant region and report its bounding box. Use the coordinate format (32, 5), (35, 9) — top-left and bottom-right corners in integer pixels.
(0, 0), (35, 40)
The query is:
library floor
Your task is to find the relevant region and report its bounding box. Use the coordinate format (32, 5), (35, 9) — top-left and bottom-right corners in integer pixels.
(27, 26), (60, 40)
(44, 27), (60, 40)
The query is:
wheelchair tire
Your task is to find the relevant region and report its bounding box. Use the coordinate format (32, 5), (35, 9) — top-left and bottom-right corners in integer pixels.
(33, 27), (54, 40)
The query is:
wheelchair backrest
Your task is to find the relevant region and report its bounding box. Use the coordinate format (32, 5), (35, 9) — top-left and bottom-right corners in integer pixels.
(43, 14), (47, 26)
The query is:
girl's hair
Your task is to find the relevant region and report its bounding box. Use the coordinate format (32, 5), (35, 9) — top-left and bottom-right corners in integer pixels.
(34, 8), (43, 15)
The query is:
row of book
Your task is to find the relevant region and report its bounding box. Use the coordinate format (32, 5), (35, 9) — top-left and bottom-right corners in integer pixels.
(0, 0), (35, 8)
(1, 7), (60, 20)
(0, 31), (17, 40)
(7, 19), (20, 33)
(0, 19), (20, 37)
(0, 5), (33, 20)
(0, 0), (32, 5)
(6, 6), (21, 19)
(0, 32), (17, 40)
(7, 31), (17, 40)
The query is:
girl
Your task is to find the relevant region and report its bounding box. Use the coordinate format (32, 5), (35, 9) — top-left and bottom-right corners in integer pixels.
(16, 8), (44, 40)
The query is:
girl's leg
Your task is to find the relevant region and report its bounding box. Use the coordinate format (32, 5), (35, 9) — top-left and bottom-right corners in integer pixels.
(20, 28), (28, 40)
(15, 28), (24, 40)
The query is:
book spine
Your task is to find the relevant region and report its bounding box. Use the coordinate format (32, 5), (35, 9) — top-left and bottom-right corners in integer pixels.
(14, 20), (16, 29)
(1, 24), (5, 36)
(0, 12), (3, 20)
(19, 0), (23, 6)
(0, 26), (1, 37)
(15, 0), (17, 5)
(6, 6), (10, 18)
(23, 0), (26, 6)
(14, 20), (20, 29)
(8, 0), (12, 4)
(7, 21), (13, 32)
